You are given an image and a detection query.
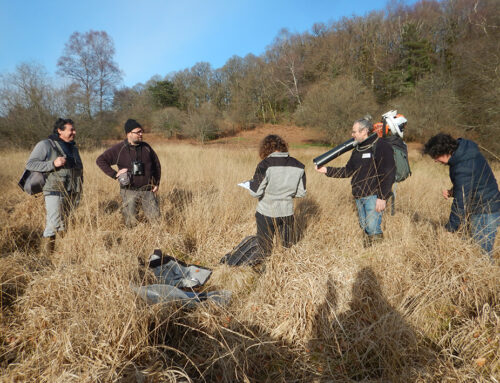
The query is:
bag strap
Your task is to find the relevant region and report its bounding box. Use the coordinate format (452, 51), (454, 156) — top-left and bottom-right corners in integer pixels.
(48, 139), (66, 158)
(371, 138), (378, 154)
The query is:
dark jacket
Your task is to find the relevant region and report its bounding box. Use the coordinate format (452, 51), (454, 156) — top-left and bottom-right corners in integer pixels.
(326, 134), (395, 200)
(446, 138), (500, 232)
(96, 140), (161, 190)
(249, 152), (306, 217)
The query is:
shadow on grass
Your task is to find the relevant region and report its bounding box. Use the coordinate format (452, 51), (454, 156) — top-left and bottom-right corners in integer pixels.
(163, 188), (193, 224)
(1, 225), (41, 255)
(294, 197), (320, 242)
(147, 306), (317, 382)
(310, 267), (438, 382)
(135, 265), (443, 382)
(99, 198), (121, 214)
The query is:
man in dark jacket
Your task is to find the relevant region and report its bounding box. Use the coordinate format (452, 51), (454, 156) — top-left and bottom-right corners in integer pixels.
(26, 118), (83, 254)
(424, 133), (499, 261)
(316, 117), (396, 246)
(96, 119), (161, 227)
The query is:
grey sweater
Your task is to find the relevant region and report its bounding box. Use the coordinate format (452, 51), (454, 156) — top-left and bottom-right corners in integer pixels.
(249, 152), (306, 217)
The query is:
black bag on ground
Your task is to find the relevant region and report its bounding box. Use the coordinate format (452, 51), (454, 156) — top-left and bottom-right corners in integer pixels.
(220, 235), (263, 266)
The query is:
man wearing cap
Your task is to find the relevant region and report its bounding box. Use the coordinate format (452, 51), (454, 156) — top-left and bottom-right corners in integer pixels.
(96, 119), (161, 227)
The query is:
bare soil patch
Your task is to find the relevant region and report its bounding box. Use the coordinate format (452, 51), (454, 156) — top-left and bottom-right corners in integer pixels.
(124, 124), (327, 149)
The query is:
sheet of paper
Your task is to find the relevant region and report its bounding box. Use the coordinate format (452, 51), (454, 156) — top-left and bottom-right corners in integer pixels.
(238, 181), (251, 190)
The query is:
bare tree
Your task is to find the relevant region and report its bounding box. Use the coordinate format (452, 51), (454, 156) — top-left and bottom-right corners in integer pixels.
(266, 29), (306, 107)
(0, 63), (56, 145)
(186, 102), (220, 143)
(57, 30), (122, 119)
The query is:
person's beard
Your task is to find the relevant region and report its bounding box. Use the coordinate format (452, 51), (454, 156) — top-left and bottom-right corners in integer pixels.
(130, 137), (142, 145)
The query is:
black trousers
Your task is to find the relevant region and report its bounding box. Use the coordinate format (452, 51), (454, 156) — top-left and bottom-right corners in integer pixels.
(256, 211), (295, 258)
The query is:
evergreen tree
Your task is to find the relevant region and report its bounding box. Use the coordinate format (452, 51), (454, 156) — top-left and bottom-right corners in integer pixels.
(148, 80), (179, 108)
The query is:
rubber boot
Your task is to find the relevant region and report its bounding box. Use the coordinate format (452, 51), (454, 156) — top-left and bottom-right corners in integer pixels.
(41, 235), (56, 255)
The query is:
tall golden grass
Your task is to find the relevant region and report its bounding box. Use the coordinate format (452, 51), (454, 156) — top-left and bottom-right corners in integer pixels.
(0, 142), (499, 382)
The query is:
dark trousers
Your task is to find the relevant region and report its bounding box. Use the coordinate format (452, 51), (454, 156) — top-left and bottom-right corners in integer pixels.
(256, 212), (295, 258)
(120, 188), (160, 227)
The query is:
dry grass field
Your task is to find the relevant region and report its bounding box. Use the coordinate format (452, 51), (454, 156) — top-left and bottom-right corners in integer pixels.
(0, 139), (499, 382)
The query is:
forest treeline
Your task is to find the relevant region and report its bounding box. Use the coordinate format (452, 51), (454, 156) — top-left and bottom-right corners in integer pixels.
(0, 0), (498, 151)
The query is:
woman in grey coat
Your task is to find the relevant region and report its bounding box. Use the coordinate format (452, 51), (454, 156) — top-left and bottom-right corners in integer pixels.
(248, 135), (306, 259)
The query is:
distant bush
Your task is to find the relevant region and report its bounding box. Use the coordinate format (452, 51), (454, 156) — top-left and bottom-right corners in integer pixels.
(75, 113), (120, 148)
(294, 75), (377, 144)
(185, 103), (221, 143)
(151, 107), (186, 138)
(387, 74), (462, 142)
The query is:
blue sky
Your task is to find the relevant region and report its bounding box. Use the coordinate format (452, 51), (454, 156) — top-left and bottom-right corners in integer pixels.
(0, 0), (414, 87)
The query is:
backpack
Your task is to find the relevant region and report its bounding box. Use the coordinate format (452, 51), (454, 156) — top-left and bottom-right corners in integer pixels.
(18, 139), (61, 195)
(373, 135), (411, 183)
(219, 235), (263, 266)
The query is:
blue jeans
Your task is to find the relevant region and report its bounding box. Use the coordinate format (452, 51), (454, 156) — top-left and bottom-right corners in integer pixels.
(471, 212), (499, 261)
(355, 195), (383, 235)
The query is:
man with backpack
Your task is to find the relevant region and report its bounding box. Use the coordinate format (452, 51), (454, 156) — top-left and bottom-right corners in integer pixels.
(25, 118), (83, 255)
(315, 116), (395, 246)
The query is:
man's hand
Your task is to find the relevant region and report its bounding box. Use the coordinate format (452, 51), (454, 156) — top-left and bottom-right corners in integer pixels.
(375, 198), (386, 212)
(116, 168), (128, 178)
(53, 157), (66, 168)
(315, 165), (327, 174)
(442, 189), (452, 200)
(152, 185), (158, 193)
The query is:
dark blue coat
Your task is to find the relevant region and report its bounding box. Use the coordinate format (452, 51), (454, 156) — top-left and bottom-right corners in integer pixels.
(446, 139), (500, 231)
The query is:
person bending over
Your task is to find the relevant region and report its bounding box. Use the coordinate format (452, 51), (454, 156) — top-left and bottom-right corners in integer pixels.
(424, 133), (499, 261)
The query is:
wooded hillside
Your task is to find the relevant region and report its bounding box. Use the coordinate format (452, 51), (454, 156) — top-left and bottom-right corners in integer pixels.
(1, 0), (498, 152)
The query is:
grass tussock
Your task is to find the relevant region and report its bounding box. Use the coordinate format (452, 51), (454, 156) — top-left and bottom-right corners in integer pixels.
(0, 143), (499, 382)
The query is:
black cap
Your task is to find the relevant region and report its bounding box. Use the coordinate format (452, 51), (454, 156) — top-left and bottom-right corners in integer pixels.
(124, 119), (142, 134)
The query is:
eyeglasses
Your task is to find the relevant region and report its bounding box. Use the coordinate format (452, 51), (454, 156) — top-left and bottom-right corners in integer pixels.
(131, 130), (144, 135)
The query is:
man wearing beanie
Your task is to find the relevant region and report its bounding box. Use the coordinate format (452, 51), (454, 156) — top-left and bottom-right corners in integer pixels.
(96, 119), (161, 227)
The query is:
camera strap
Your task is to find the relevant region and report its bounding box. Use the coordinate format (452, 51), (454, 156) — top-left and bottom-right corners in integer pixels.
(127, 144), (143, 162)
